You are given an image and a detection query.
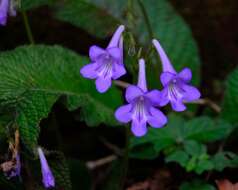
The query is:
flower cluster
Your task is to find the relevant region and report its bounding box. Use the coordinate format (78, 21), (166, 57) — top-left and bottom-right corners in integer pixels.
(0, 0), (17, 26)
(80, 25), (201, 137)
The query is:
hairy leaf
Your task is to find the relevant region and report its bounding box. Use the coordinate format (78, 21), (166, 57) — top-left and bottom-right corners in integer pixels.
(0, 45), (122, 149)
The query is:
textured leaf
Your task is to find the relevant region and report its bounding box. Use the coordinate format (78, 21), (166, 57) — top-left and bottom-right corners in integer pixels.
(130, 114), (234, 159)
(222, 68), (238, 123)
(0, 45), (123, 149)
(49, 152), (72, 190)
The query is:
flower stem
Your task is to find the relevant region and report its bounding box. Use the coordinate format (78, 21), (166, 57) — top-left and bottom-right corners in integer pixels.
(119, 126), (130, 190)
(21, 11), (35, 44)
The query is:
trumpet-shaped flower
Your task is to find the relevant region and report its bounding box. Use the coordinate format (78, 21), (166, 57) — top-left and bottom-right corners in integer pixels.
(0, 0), (9, 25)
(0, 0), (16, 26)
(152, 39), (201, 112)
(115, 59), (167, 137)
(80, 25), (126, 93)
(38, 147), (55, 189)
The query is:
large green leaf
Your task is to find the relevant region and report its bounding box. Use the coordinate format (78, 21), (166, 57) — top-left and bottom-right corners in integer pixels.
(21, 0), (56, 10)
(54, 0), (120, 38)
(130, 114), (234, 159)
(221, 67), (238, 123)
(0, 45), (123, 149)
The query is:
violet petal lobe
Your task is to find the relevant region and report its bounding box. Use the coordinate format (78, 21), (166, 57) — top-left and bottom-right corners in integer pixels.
(107, 47), (121, 60)
(95, 76), (112, 93)
(160, 72), (175, 87)
(115, 104), (132, 123)
(178, 68), (192, 82)
(80, 63), (98, 79)
(182, 84), (201, 102)
(112, 63), (126, 79)
(145, 90), (161, 106)
(125, 85), (143, 103)
(147, 107), (167, 128)
(89, 45), (106, 61)
(131, 119), (147, 137)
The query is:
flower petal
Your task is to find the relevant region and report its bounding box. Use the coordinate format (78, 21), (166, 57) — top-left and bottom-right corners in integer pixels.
(131, 119), (147, 137)
(107, 47), (121, 60)
(152, 39), (176, 73)
(107, 25), (125, 48)
(80, 63), (98, 79)
(89, 45), (106, 61)
(182, 84), (201, 102)
(95, 76), (112, 93)
(145, 90), (161, 106)
(160, 72), (175, 87)
(0, 0), (9, 26)
(112, 63), (126, 79)
(171, 99), (186, 112)
(125, 85), (144, 103)
(178, 68), (192, 82)
(147, 107), (167, 128)
(115, 104), (132, 123)
(159, 87), (170, 106)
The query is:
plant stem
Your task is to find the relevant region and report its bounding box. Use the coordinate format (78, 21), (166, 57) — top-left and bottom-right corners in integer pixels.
(119, 126), (130, 190)
(21, 11), (35, 44)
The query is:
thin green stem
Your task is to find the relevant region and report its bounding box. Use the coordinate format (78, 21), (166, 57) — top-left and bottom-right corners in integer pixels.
(21, 11), (35, 44)
(119, 126), (130, 190)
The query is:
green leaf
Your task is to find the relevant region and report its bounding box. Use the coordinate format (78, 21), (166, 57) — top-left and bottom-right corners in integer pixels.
(180, 180), (216, 190)
(165, 150), (189, 167)
(222, 67), (238, 123)
(21, 0), (55, 10)
(130, 114), (233, 159)
(49, 152), (72, 190)
(184, 140), (206, 156)
(0, 45), (123, 149)
(54, 0), (120, 38)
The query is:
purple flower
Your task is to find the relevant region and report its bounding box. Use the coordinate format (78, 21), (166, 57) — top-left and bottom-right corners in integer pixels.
(0, 0), (9, 25)
(152, 39), (201, 112)
(80, 25), (126, 93)
(0, 0), (16, 26)
(115, 59), (167, 137)
(38, 147), (55, 189)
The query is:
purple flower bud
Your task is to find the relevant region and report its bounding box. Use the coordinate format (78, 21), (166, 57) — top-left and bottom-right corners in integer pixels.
(38, 147), (55, 189)
(152, 39), (201, 112)
(115, 59), (167, 137)
(80, 25), (126, 93)
(0, 0), (9, 26)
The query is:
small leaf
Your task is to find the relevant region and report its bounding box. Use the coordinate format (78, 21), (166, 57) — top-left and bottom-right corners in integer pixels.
(166, 150), (189, 167)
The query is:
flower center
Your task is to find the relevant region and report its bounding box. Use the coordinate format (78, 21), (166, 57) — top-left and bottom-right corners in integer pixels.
(133, 96), (148, 122)
(168, 79), (184, 100)
(96, 54), (114, 78)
